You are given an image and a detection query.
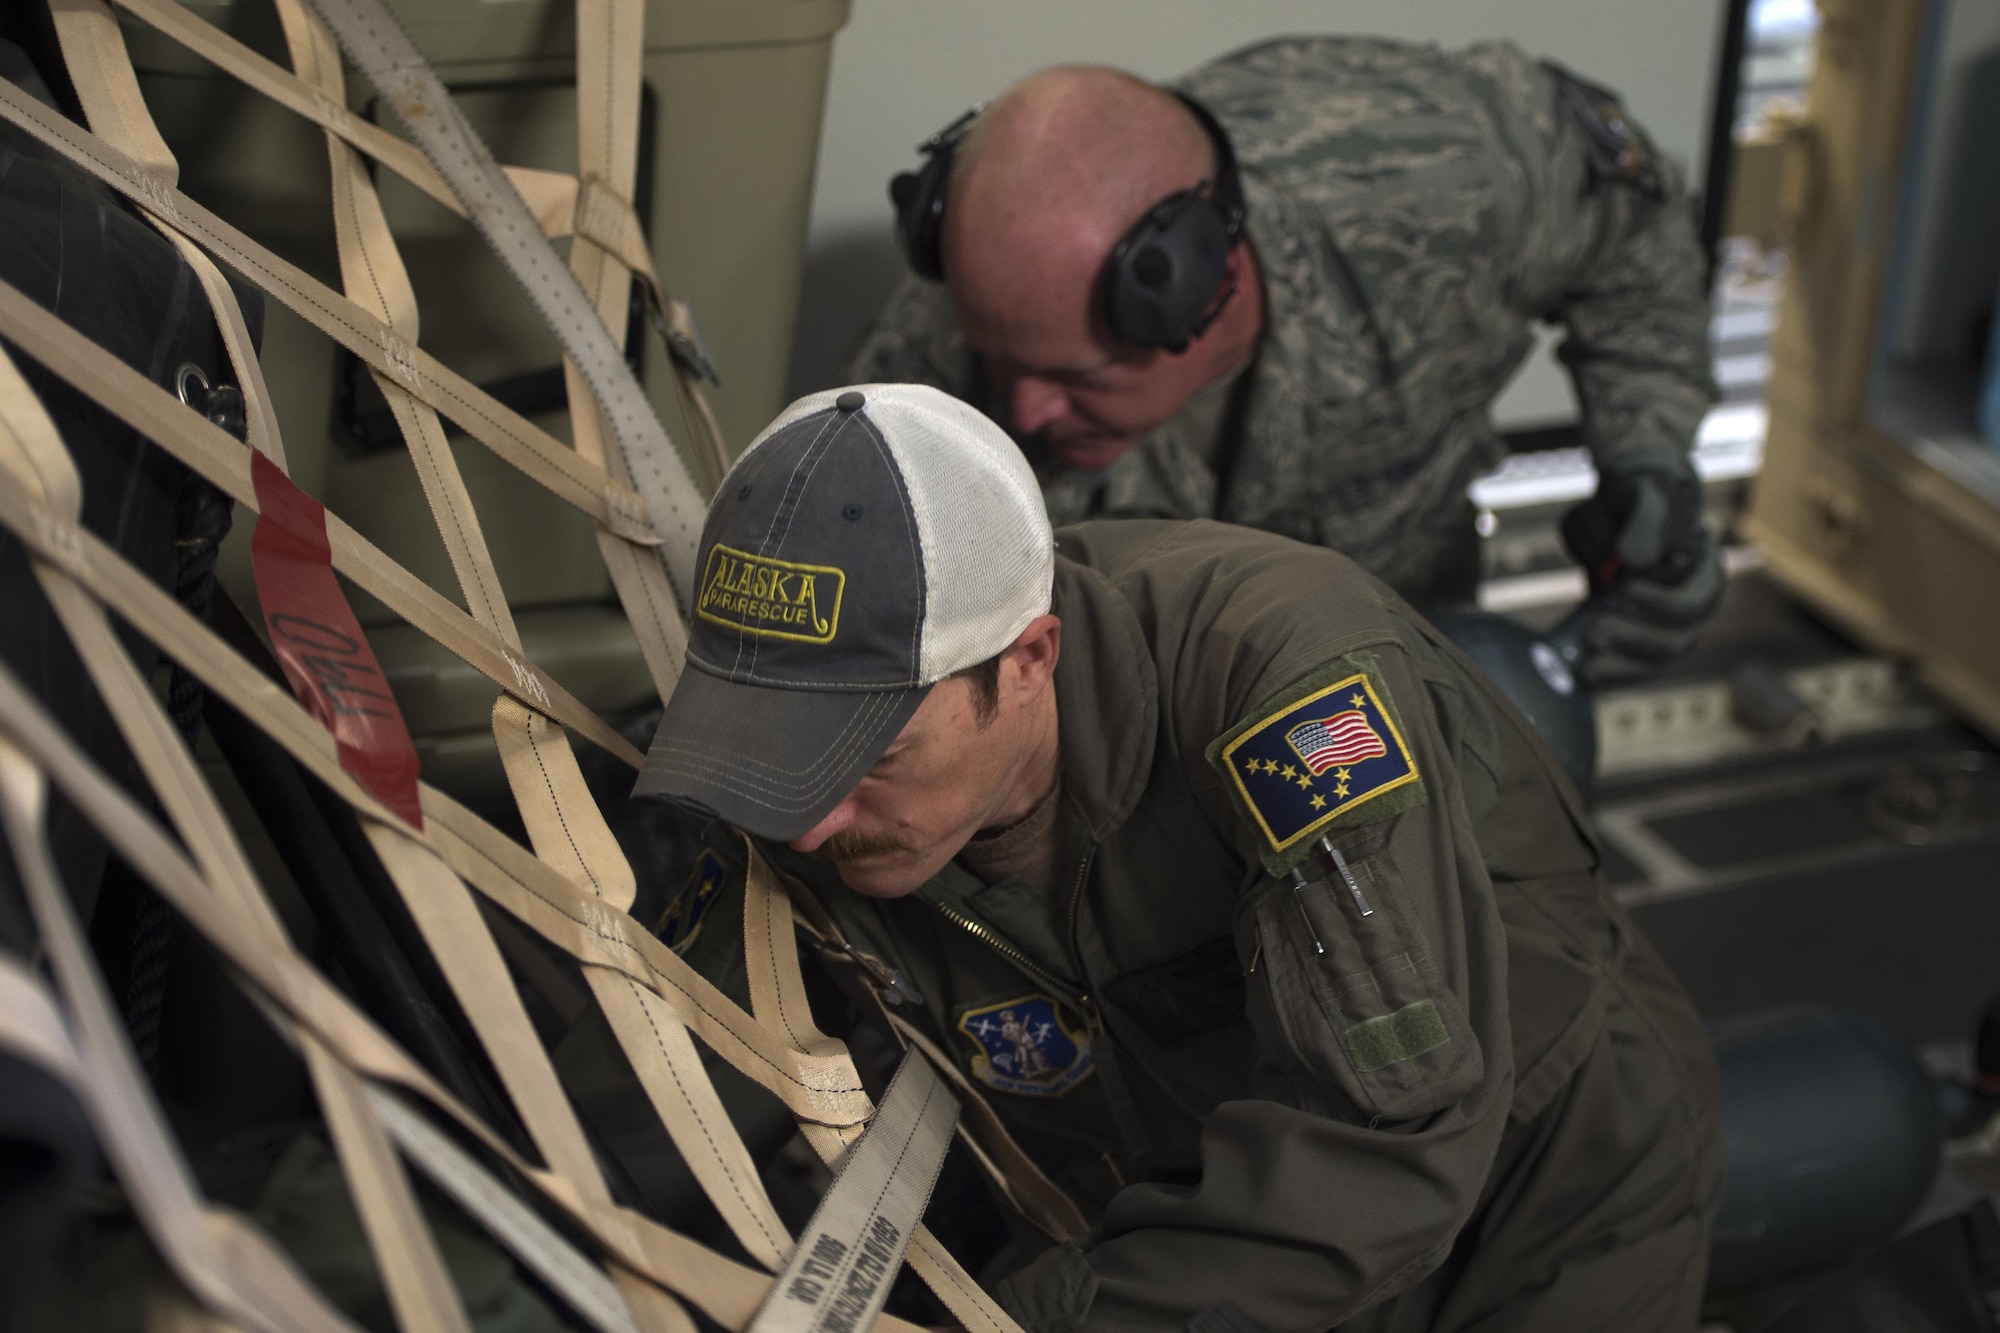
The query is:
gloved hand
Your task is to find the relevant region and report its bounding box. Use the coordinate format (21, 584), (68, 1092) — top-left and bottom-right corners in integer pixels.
(1559, 452), (1724, 684)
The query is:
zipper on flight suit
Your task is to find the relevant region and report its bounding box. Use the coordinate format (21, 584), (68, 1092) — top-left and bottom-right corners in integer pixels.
(925, 896), (1083, 1007)
(925, 846), (1100, 1015)
(1064, 845), (1101, 1028)
(931, 846), (1156, 1156)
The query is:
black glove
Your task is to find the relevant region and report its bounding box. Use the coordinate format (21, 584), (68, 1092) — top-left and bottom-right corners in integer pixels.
(1559, 453), (1723, 684)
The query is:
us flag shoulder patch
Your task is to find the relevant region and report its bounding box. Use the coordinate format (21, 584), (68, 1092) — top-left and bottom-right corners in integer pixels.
(1206, 665), (1424, 874)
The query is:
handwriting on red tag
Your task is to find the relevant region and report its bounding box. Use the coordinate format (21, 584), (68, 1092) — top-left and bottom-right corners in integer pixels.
(249, 451), (423, 829)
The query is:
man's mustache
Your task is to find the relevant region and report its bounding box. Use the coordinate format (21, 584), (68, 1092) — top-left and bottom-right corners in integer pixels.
(818, 828), (912, 862)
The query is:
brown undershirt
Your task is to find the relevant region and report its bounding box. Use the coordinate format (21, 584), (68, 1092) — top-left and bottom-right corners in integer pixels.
(955, 777), (1065, 896)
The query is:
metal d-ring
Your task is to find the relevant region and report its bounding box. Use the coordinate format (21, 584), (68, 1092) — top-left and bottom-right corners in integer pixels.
(174, 362), (210, 407)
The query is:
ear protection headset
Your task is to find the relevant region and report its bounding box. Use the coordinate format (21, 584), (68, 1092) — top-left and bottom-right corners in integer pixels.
(889, 90), (1246, 355)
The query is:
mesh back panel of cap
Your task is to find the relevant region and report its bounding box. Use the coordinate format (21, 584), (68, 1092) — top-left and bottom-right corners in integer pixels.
(730, 384), (1054, 682)
(875, 388), (1054, 681)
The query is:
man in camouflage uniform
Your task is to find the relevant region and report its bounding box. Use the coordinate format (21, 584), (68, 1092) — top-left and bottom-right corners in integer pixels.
(847, 39), (1722, 682)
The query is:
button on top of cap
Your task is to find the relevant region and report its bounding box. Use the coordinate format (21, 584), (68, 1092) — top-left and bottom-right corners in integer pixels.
(834, 390), (866, 412)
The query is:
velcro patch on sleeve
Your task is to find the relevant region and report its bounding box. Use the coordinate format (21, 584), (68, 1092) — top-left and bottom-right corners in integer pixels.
(1205, 659), (1425, 876)
(1346, 999), (1451, 1073)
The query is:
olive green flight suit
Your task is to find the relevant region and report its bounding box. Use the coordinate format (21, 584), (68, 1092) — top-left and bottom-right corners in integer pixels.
(579, 520), (1723, 1331)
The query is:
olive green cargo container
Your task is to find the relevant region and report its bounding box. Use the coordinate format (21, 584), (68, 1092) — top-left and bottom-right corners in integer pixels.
(123, 0), (848, 807)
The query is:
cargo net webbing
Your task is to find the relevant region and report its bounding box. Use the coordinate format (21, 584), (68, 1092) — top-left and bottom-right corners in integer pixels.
(0, 2), (1037, 1330)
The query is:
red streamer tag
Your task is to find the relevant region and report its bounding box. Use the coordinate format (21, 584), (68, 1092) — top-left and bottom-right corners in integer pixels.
(248, 451), (424, 829)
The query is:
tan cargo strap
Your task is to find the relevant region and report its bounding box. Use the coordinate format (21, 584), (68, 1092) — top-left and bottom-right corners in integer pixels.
(295, 0), (703, 604)
(558, 0), (699, 695)
(566, 0), (729, 486)
(112, 0), (728, 494)
(480, 0), (914, 1297)
(495, 694), (800, 1272)
(0, 653), (917, 1333)
(48, 0), (285, 470)
(0, 329), (841, 1321)
(0, 316), (666, 1324)
(0, 314), (480, 1333)
(0, 272), (640, 768)
(273, 0), (523, 650)
(229, 28), (701, 1324)
(364, 1084), (644, 1333)
(303, 1040), (476, 1333)
(0, 1), (1052, 1325)
(483, 0), (795, 1276)
(0, 462), (820, 1320)
(0, 746), (362, 1333)
(570, 0), (705, 685)
(0, 950), (81, 1083)
(21, 0), (688, 704)
(108, 0), (705, 367)
(747, 852), (1090, 1247)
(105, 0), (631, 269)
(0, 425), (868, 1125)
(0, 77), (665, 548)
(741, 846), (1036, 1333)
(54, 30), (725, 1323)
(0, 206), (489, 1328)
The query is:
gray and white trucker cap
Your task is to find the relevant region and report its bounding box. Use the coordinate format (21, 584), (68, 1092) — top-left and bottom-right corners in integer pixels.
(635, 384), (1055, 840)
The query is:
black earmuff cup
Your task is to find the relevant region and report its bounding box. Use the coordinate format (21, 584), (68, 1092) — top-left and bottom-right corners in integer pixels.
(1103, 185), (1233, 353)
(888, 91), (1246, 351)
(890, 107), (979, 281)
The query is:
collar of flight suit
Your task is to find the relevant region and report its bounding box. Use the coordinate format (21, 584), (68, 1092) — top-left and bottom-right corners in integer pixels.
(1047, 550), (1159, 846)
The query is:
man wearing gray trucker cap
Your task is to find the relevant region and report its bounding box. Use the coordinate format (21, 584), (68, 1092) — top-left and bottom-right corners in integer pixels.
(634, 384), (1722, 1331)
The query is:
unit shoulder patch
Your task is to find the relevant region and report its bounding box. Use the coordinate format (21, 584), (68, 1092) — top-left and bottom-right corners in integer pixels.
(655, 848), (729, 955)
(1205, 659), (1426, 875)
(955, 994), (1094, 1097)
(1543, 59), (1665, 199)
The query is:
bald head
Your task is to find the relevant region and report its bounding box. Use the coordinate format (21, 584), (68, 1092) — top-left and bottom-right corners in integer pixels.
(932, 65), (1263, 472)
(942, 67), (1216, 348)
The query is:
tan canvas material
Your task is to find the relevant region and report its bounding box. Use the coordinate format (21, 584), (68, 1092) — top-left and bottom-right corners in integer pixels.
(0, 1), (1054, 1326)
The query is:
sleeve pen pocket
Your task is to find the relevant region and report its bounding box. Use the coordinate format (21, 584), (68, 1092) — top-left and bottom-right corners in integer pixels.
(1250, 830), (1483, 1123)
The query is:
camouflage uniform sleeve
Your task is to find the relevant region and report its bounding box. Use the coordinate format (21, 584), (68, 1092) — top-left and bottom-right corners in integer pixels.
(1467, 43), (1717, 468)
(838, 269), (980, 393)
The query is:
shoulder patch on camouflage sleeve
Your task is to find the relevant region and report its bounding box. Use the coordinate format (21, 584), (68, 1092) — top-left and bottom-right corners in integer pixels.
(1543, 59), (1665, 199)
(1205, 655), (1426, 875)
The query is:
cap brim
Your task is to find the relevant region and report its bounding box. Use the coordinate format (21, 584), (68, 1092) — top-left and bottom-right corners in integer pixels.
(632, 667), (929, 842)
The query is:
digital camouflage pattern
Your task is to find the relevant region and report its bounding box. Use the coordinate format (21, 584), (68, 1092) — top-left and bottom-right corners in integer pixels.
(844, 37), (1717, 600)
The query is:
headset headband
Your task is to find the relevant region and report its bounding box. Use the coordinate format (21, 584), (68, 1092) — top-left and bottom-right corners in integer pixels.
(889, 88), (1246, 353)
